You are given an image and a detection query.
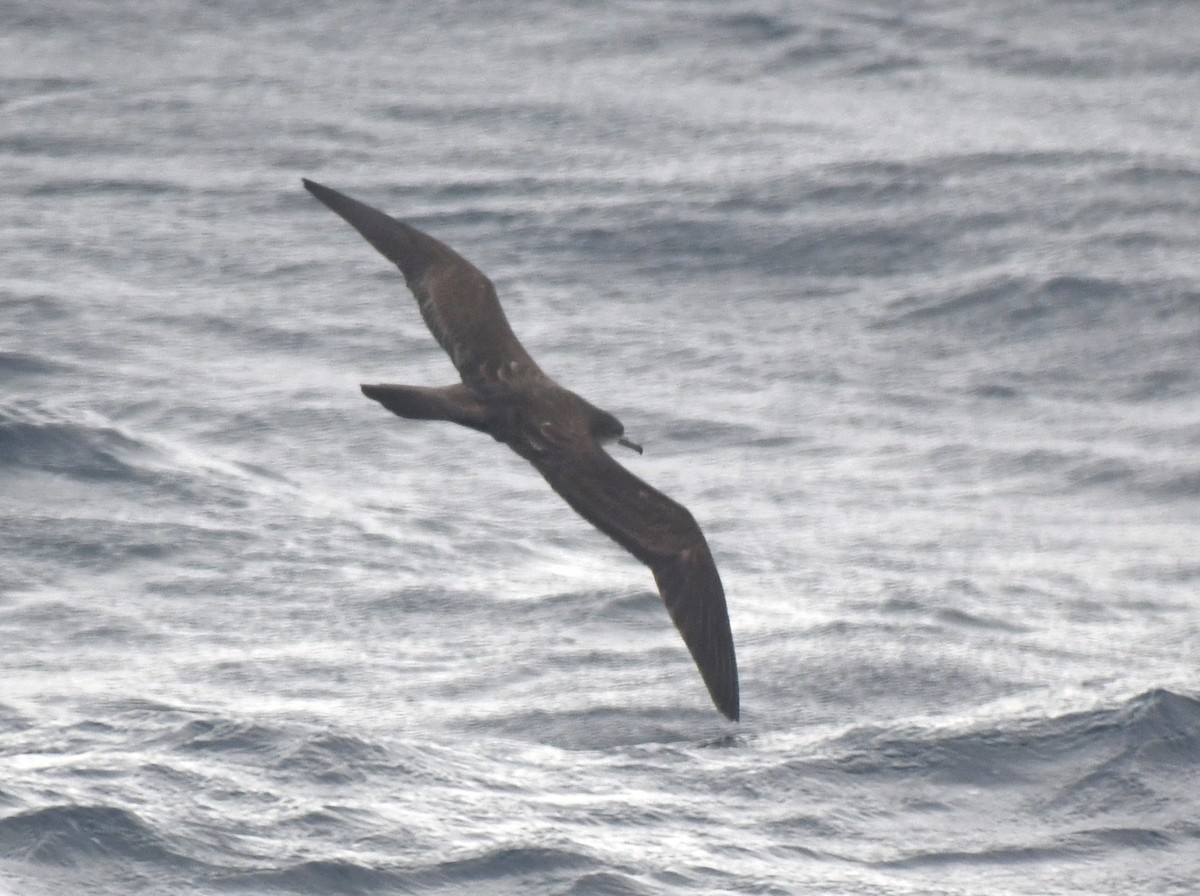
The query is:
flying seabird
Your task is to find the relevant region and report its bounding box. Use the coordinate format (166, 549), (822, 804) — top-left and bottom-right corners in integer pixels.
(303, 178), (739, 721)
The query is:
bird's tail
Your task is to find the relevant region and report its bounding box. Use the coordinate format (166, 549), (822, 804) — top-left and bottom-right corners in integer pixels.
(361, 383), (490, 433)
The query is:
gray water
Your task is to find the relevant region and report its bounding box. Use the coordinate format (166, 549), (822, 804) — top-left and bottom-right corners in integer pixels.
(2, 1), (1199, 894)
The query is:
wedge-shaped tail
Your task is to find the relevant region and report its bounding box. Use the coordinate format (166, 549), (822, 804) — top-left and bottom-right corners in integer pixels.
(360, 383), (489, 433)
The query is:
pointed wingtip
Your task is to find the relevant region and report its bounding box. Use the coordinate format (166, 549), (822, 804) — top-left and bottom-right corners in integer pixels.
(710, 670), (740, 721)
(697, 620), (740, 722)
(302, 178), (341, 208)
(302, 177), (333, 200)
(299, 178), (444, 288)
(721, 696), (740, 723)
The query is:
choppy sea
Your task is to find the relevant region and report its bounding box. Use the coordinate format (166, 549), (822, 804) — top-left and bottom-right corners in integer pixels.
(2, 1), (1199, 894)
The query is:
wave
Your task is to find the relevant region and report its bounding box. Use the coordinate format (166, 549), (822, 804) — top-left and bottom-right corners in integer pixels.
(222, 846), (600, 894)
(142, 713), (395, 788)
(872, 270), (1199, 414)
(0, 351), (71, 377)
(552, 148), (1192, 283)
(743, 689), (1200, 875)
(415, 846), (597, 886)
(923, 439), (1200, 503)
(0, 400), (300, 585)
(877, 273), (1131, 335)
(0, 402), (150, 483)
(24, 178), (179, 198)
(0, 399), (292, 505)
(229, 858), (404, 894)
(879, 825), (1173, 869)
(818, 688), (1200, 790)
(0, 805), (194, 868)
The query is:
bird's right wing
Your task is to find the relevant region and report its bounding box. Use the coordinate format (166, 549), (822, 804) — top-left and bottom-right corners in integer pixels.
(530, 439), (739, 721)
(303, 179), (545, 390)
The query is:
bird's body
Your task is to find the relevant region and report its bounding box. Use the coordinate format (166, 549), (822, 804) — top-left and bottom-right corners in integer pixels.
(303, 178), (739, 721)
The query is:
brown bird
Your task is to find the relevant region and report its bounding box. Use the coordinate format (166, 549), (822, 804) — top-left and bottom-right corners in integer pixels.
(303, 179), (739, 721)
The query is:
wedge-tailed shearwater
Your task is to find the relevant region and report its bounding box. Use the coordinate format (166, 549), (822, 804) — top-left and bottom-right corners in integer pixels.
(303, 179), (739, 721)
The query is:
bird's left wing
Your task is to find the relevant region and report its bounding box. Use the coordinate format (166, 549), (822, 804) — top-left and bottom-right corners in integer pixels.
(529, 439), (739, 721)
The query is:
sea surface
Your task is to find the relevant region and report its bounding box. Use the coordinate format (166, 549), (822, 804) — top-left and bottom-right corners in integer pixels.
(2, 1), (1199, 894)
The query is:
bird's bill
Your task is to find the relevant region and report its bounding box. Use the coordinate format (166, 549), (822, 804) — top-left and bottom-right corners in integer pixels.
(617, 436), (644, 455)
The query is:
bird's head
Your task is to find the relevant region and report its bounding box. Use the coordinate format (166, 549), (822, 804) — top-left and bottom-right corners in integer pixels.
(590, 406), (642, 455)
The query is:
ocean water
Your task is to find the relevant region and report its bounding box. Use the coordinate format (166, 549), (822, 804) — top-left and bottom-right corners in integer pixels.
(2, 1), (1199, 893)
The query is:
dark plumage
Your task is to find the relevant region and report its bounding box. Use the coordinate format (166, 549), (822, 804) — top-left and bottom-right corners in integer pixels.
(303, 178), (739, 721)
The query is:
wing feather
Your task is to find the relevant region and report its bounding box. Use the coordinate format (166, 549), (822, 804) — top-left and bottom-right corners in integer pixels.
(303, 179), (544, 389)
(531, 442), (739, 721)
